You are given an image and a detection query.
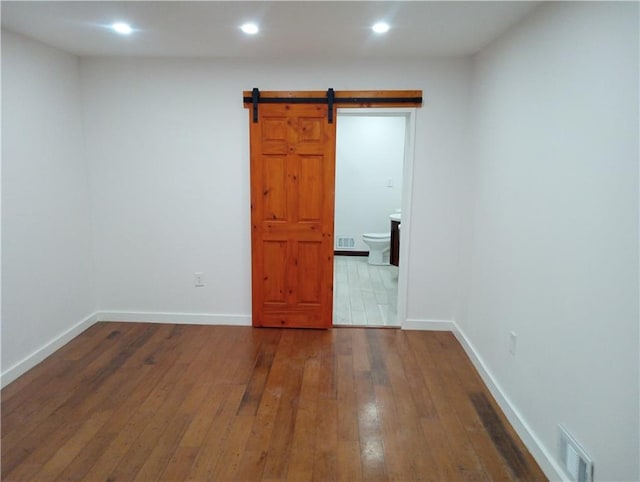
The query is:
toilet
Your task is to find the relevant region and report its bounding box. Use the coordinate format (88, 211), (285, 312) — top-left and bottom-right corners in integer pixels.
(362, 232), (391, 265)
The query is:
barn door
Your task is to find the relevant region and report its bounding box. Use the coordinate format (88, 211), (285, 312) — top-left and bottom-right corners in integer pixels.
(249, 102), (336, 328)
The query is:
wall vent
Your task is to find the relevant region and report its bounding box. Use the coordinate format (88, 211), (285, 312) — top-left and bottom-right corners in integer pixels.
(559, 425), (594, 482)
(336, 236), (356, 249)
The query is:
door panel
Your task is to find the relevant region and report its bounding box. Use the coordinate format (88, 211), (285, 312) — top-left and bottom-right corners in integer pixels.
(297, 241), (322, 303)
(262, 241), (288, 303)
(298, 156), (323, 221)
(250, 103), (336, 328)
(262, 156), (287, 220)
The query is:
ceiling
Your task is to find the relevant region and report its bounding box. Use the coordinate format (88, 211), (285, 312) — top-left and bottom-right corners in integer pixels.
(1, 1), (539, 59)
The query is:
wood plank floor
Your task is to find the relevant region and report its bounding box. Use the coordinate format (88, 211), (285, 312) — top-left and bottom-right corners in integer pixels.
(1, 322), (547, 481)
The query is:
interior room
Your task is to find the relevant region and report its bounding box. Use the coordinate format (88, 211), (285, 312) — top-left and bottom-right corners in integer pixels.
(2, 2), (638, 481)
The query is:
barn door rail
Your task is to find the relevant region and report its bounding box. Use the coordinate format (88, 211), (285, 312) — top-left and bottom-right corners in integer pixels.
(243, 88), (423, 123)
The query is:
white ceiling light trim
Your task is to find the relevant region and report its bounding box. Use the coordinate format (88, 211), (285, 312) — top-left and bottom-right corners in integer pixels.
(240, 22), (259, 35)
(372, 22), (390, 34)
(111, 22), (133, 35)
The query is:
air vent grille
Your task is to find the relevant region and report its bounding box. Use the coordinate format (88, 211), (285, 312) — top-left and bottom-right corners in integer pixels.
(336, 236), (355, 249)
(559, 425), (593, 482)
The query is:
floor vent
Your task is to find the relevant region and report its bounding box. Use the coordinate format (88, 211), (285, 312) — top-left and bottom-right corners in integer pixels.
(336, 236), (355, 249)
(559, 425), (594, 482)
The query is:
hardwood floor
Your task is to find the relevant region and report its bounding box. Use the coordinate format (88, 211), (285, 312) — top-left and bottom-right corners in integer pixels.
(1, 322), (547, 481)
(333, 256), (399, 327)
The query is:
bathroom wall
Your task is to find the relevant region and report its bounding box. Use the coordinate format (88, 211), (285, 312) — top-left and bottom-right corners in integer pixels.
(1, 30), (96, 380)
(334, 115), (405, 252)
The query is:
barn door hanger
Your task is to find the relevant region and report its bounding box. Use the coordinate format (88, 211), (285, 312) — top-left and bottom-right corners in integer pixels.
(248, 87), (336, 124)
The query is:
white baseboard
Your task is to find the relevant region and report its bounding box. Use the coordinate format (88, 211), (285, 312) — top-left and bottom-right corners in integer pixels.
(96, 311), (252, 327)
(1, 311), (99, 388)
(402, 318), (455, 331)
(452, 322), (565, 481)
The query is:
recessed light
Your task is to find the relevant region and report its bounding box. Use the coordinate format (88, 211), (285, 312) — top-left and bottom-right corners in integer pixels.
(111, 22), (132, 35)
(240, 23), (259, 35)
(372, 22), (390, 34)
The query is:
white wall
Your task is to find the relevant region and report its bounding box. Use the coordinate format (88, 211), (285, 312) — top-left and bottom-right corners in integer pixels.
(1, 30), (96, 379)
(463, 2), (639, 480)
(80, 57), (471, 324)
(335, 115), (405, 252)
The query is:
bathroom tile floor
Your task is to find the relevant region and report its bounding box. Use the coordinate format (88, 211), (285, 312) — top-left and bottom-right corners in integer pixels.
(333, 255), (399, 327)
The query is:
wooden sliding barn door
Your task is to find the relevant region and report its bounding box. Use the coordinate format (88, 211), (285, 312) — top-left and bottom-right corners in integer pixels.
(249, 102), (336, 328)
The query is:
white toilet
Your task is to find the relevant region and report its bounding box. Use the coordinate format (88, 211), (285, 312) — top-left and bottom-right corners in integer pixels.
(362, 232), (391, 265)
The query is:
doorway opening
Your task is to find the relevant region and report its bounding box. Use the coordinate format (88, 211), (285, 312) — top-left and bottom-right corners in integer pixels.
(332, 108), (416, 327)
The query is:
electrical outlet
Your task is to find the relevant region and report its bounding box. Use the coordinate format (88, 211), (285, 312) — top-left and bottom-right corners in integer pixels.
(194, 272), (205, 287)
(509, 331), (517, 355)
